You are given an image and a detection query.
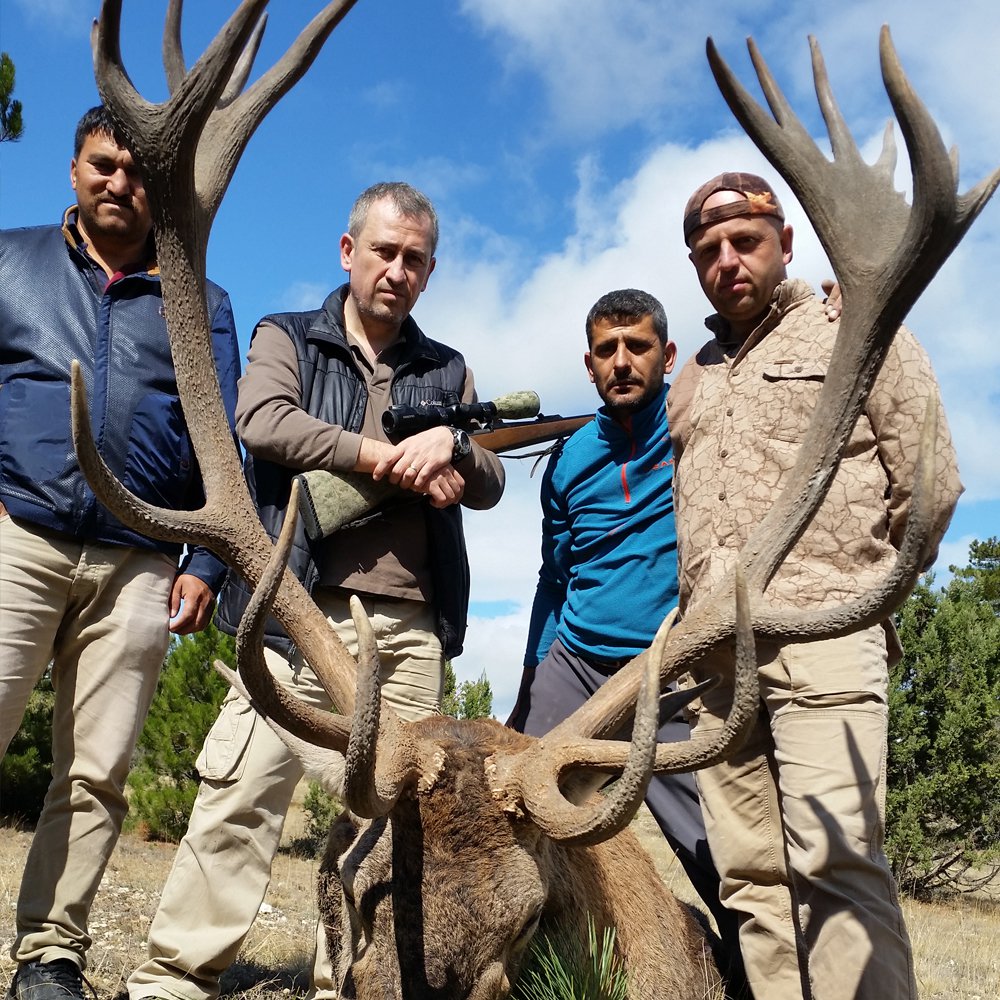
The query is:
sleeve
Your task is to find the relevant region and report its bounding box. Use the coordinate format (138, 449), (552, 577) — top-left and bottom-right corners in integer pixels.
(867, 326), (964, 568)
(523, 449), (571, 667)
(457, 364), (506, 511)
(235, 322), (365, 472)
(179, 291), (241, 593)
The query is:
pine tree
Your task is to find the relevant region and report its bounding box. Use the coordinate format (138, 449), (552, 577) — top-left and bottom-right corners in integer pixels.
(0, 672), (54, 823)
(0, 53), (24, 143)
(442, 660), (494, 720)
(950, 535), (1000, 614)
(887, 544), (1000, 897)
(125, 623), (233, 841)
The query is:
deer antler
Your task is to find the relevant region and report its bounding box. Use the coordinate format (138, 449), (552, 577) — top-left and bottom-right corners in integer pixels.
(486, 28), (999, 843)
(73, 1), (362, 724)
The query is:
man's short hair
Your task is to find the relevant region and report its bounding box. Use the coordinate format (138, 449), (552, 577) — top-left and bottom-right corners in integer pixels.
(348, 182), (439, 255)
(74, 105), (127, 158)
(682, 171), (784, 245)
(586, 288), (669, 346)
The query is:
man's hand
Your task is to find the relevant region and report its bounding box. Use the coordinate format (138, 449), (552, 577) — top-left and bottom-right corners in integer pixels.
(371, 427), (466, 508)
(169, 573), (215, 634)
(821, 279), (842, 321)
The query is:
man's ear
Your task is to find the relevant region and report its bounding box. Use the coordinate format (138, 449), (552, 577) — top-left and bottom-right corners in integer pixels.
(781, 224), (794, 265)
(421, 256), (436, 291)
(339, 233), (354, 272)
(663, 341), (678, 375)
(584, 351), (596, 383)
(70, 158), (78, 192)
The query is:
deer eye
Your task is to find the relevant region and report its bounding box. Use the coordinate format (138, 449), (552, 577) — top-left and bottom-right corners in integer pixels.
(513, 909), (542, 946)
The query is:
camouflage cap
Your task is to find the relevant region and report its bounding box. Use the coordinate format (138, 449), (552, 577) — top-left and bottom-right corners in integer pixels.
(682, 171), (784, 245)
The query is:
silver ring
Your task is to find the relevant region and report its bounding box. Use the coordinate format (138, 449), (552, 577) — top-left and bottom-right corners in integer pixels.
(408, 465), (419, 472)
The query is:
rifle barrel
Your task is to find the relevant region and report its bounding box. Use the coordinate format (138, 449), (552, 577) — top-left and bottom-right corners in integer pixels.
(472, 415), (593, 454)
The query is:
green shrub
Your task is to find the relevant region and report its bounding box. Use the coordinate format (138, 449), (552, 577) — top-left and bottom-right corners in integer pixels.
(0, 672), (54, 823)
(125, 623), (232, 841)
(513, 916), (629, 1000)
(442, 660), (493, 720)
(888, 538), (1000, 897)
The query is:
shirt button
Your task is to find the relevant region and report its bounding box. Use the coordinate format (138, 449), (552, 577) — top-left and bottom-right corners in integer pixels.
(720, 449), (728, 458)
(794, 364), (803, 372)
(726, 407), (734, 416)
(718, 491), (726, 501)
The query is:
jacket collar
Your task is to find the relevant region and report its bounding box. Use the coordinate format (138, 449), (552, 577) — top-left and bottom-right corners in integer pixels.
(61, 205), (159, 277)
(595, 383), (667, 442)
(704, 277), (814, 362)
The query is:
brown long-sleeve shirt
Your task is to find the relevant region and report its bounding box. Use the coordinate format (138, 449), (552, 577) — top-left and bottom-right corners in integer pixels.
(236, 320), (505, 602)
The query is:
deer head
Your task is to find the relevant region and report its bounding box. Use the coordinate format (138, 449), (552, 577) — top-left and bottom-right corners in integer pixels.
(72, 5), (998, 998)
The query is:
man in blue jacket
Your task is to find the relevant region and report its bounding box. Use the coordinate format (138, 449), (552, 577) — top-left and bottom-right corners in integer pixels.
(508, 288), (746, 997)
(0, 106), (239, 1000)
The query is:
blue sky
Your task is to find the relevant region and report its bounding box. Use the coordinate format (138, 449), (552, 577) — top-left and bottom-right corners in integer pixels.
(2, 0), (997, 718)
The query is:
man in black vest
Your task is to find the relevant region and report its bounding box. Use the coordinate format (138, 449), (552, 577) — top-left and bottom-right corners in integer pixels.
(128, 182), (505, 1000)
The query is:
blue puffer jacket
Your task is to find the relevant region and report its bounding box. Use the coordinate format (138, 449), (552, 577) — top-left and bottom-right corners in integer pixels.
(0, 211), (240, 590)
(524, 384), (679, 666)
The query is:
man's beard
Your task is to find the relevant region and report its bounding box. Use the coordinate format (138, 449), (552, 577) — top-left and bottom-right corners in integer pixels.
(599, 379), (662, 416)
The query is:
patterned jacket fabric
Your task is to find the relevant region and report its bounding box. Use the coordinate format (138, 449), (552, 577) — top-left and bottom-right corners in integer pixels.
(668, 277), (962, 623)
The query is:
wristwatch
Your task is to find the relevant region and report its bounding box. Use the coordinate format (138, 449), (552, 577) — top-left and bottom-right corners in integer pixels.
(450, 427), (472, 463)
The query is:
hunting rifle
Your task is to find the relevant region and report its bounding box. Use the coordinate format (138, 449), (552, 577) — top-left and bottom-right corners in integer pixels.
(296, 391), (592, 539)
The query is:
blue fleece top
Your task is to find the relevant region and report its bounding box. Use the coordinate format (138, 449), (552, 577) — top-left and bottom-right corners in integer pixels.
(524, 384), (678, 666)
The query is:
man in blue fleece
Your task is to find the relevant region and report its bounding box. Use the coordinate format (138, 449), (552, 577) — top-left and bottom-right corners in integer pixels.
(508, 287), (745, 997)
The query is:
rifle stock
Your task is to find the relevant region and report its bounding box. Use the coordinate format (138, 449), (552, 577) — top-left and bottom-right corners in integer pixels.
(296, 413), (593, 540)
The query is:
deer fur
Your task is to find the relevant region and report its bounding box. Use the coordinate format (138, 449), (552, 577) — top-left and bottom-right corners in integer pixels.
(315, 719), (720, 999)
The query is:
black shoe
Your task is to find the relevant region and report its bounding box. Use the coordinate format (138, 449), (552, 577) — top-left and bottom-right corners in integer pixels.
(4, 960), (87, 1000)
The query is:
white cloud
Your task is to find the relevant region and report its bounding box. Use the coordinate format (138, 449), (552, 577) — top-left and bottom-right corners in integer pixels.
(10, 0), (92, 35)
(459, 0), (1000, 155)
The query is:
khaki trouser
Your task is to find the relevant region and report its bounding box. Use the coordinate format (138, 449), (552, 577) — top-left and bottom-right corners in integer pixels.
(0, 512), (174, 968)
(127, 591), (443, 1000)
(688, 626), (916, 1000)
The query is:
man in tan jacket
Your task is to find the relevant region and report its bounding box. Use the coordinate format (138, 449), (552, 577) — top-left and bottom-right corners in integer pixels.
(667, 172), (962, 1000)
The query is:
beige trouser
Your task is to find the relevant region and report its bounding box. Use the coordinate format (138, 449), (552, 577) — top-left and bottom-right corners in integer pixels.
(127, 590), (443, 1000)
(0, 512), (174, 968)
(688, 626), (916, 1000)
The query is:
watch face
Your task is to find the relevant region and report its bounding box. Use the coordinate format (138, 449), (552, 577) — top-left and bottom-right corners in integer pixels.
(452, 427), (472, 461)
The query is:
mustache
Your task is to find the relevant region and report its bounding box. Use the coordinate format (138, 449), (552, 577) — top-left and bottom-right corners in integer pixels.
(97, 194), (134, 210)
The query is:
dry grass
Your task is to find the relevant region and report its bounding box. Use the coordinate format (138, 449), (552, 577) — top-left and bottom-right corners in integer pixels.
(1, 797), (997, 999)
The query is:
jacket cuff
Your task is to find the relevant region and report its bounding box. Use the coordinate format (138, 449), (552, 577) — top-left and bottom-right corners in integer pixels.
(179, 546), (228, 594)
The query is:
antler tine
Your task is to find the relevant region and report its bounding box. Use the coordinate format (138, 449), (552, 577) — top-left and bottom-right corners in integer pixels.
(96, 0), (264, 160)
(163, 0), (185, 94)
(341, 597), (436, 819)
(491, 618), (663, 845)
(806, 36), (863, 164)
(880, 26), (1000, 245)
(218, 12), (268, 108)
(873, 120), (898, 183)
(491, 573), (759, 840)
(70, 361), (222, 545)
(91, 3), (149, 131)
(196, 0), (358, 223)
(234, 481), (353, 750)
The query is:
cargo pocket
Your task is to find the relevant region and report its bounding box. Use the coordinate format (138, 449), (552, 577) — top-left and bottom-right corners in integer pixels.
(195, 686), (258, 782)
(759, 361), (827, 443)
